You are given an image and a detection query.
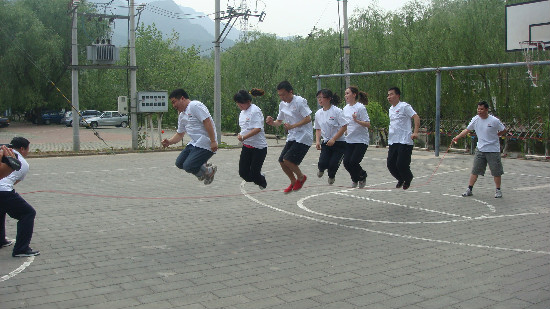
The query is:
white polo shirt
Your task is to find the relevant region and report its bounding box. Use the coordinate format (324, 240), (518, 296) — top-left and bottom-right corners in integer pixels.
(177, 100), (218, 151)
(343, 102), (370, 145)
(314, 105), (347, 142)
(0, 150), (29, 192)
(467, 114), (505, 152)
(276, 95), (313, 145)
(239, 104), (268, 149)
(388, 101), (417, 145)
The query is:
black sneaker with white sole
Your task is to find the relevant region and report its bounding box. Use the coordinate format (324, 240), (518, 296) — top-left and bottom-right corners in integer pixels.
(1, 239), (15, 248)
(12, 248), (40, 257)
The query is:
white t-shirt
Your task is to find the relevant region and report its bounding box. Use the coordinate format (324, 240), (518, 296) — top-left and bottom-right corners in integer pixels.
(177, 100), (218, 151)
(467, 114), (505, 152)
(0, 150), (29, 192)
(388, 101), (417, 145)
(276, 95), (313, 145)
(239, 104), (268, 149)
(343, 103), (370, 145)
(314, 105), (347, 142)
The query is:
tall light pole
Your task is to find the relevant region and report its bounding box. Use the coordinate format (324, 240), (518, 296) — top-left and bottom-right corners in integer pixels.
(343, 0), (350, 88)
(129, 0), (138, 149)
(214, 0), (222, 143)
(71, 1), (80, 151)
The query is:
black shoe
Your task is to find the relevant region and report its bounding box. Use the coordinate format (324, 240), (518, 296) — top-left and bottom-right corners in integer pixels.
(1, 239), (15, 248)
(402, 181), (411, 190)
(13, 248), (40, 257)
(396, 181), (404, 188)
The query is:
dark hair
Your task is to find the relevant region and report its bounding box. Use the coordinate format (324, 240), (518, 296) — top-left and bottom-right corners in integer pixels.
(277, 81), (293, 92)
(169, 88), (190, 100)
(388, 87), (401, 96)
(478, 101), (489, 109)
(316, 89), (341, 106)
(347, 86), (368, 105)
(234, 90), (252, 103)
(10, 137), (30, 150)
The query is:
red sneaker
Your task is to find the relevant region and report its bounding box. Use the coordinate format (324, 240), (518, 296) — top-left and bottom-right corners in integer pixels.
(283, 184), (294, 193)
(293, 174), (307, 191)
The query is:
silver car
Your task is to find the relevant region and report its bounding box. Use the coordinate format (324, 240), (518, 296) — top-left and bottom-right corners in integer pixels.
(82, 111), (128, 128)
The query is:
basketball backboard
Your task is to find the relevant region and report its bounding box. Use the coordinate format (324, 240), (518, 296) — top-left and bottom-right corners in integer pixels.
(506, 0), (550, 52)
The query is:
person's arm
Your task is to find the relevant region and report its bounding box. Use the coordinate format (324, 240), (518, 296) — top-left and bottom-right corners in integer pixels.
(326, 125), (347, 146)
(352, 113), (371, 128)
(315, 129), (322, 150)
(0, 145), (17, 179)
(161, 132), (185, 148)
(203, 118), (218, 152)
(497, 129), (507, 137)
(238, 128), (261, 142)
(284, 115), (311, 131)
(410, 114), (420, 140)
(265, 116), (283, 127)
(452, 128), (471, 144)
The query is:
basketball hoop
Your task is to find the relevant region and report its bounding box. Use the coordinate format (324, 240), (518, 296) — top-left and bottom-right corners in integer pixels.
(520, 40), (548, 87)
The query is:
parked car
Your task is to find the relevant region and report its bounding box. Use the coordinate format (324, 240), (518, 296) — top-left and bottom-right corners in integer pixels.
(64, 110), (102, 127)
(0, 117), (9, 128)
(41, 110), (65, 125)
(82, 111), (128, 128)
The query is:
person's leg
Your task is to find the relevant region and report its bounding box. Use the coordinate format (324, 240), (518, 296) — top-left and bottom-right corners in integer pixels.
(0, 191), (36, 255)
(250, 147), (267, 187)
(239, 146), (253, 182)
(182, 146), (214, 176)
(326, 142), (345, 179)
(175, 145), (192, 170)
(396, 144), (414, 186)
(0, 211), (6, 244)
(343, 143), (355, 181)
(387, 143), (401, 183)
(318, 143), (330, 176)
(279, 142), (297, 185)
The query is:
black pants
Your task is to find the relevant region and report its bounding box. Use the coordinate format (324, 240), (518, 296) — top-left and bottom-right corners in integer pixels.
(318, 141), (346, 179)
(343, 143), (368, 182)
(387, 143), (414, 183)
(239, 146), (267, 188)
(0, 190), (36, 255)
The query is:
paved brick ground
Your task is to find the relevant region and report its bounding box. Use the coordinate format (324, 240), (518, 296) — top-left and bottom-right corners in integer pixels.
(1, 123), (549, 308)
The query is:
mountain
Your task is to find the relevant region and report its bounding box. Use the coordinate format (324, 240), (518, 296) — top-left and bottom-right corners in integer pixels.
(87, 0), (241, 53)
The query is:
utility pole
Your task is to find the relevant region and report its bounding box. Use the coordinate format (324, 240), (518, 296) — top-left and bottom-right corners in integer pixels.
(71, 1), (80, 152)
(343, 0), (350, 88)
(213, 1), (265, 143)
(214, 0), (221, 143)
(129, 0), (138, 149)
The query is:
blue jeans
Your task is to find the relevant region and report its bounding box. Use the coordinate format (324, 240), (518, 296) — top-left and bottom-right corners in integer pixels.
(175, 144), (214, 175)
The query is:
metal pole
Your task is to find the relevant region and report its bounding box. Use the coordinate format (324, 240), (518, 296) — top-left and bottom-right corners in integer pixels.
(343, 0), (350, 89)
(214, 0), (222, 143)
(316, 78), (322, 92)
(129, 0), (138, 149)
(435, 71), (441, 156)
(71, 5), (80, 152)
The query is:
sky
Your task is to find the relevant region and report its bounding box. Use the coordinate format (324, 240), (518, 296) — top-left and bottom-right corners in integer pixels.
(172, 0), (412, 37)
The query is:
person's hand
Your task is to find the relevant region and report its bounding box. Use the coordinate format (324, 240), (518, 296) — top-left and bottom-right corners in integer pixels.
(283, 123), (293, 131)
(316, 142), (321, 150)
(265, 116), (274, 125)
(237, 134), (244, 142)
(1, 145), (15, 158)
(210, 141), (218, 152)
(411, 133), (418, 140)
(161, 138), (170, 148)
(326, 138), (335, 146)
(452, 136), (459, 144)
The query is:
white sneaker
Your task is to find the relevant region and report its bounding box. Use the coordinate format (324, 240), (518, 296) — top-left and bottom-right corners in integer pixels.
(495, 189), (502, 198)
(462, 188), (473, 197)
(328, 177), (335, 185)
(317, 170), (324, 178)
(351, 182), (358, 188)
(203, 165), (217, 185)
